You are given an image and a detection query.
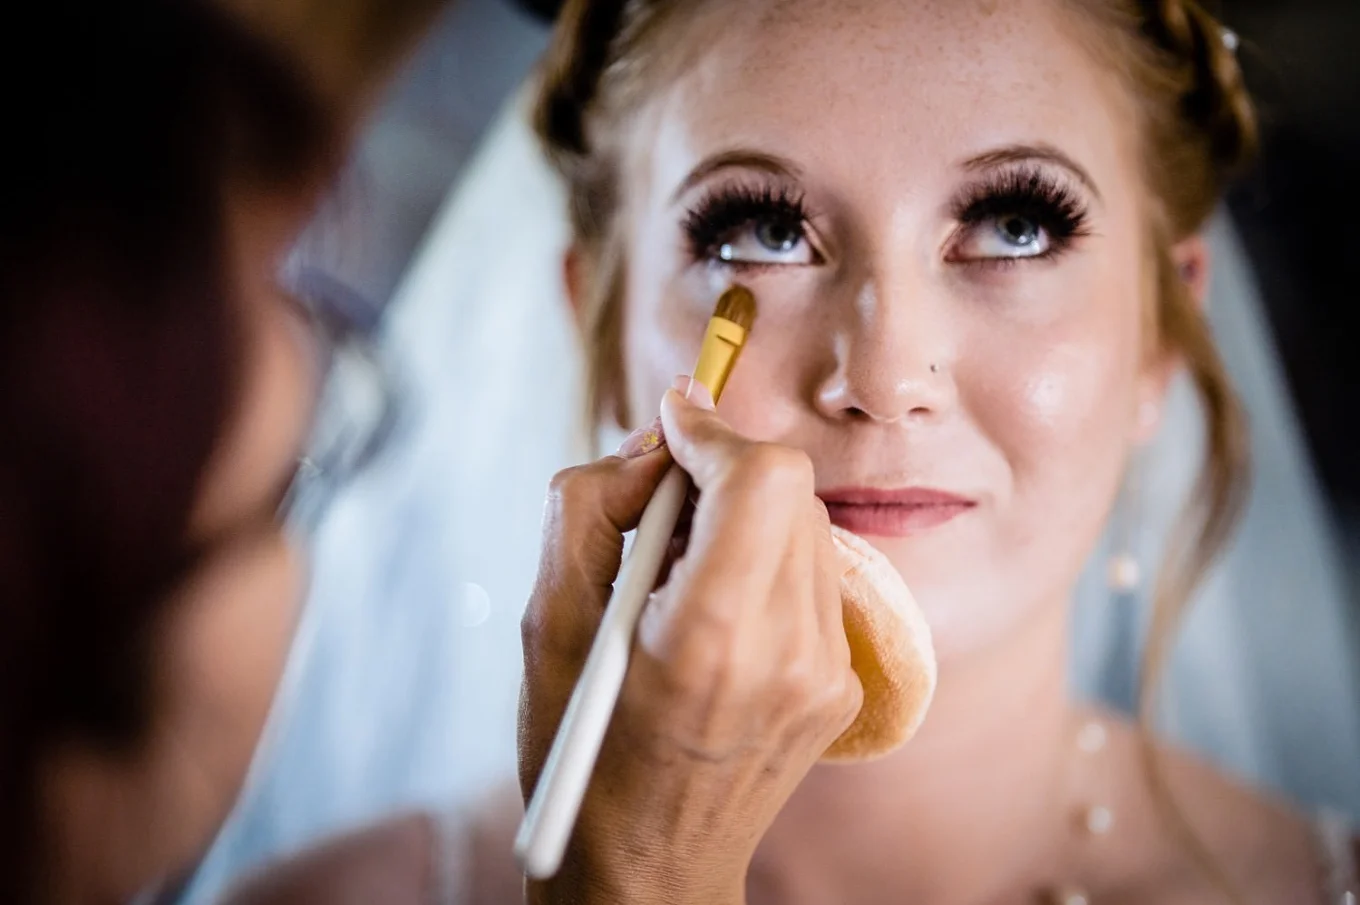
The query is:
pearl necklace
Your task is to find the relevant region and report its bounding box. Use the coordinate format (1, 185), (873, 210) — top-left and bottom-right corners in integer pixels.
(1038, 718), (1357, 905)
(1037, 718), (1112, 905)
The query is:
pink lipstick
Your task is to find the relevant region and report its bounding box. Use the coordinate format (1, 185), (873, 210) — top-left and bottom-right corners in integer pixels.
(819, 487), (975, 537)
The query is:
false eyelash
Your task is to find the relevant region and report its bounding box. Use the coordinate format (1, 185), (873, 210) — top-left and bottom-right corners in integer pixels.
(682, 183), (812, 263)
(952, 166), (1092, 249)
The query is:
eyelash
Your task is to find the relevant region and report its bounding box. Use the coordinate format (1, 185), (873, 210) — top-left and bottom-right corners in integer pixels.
(680, 167), (1092, 268)
(950, 167), (1092, 265)
(682, 184), (814, 266)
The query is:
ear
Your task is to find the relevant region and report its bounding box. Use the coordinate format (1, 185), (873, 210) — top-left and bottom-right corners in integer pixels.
(1173, 234), (1211, 310)
(563, 243), (589, 330)
(1133, 234), (1212, 444)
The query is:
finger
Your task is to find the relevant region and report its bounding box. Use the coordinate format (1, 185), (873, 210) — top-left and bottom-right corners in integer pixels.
(548, 451), (672, 581)
(679, 438), (815, 610)
(658, 388), (752, 492)
(808, 507), (860, 735)
(806, 499), (847, 660)
(523, 452), (671, 668)
(643, 450), (813, 680)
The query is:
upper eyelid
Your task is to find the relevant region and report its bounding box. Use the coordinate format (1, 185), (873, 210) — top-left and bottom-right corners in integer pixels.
(947, 167), (1092, 222)
(673, 166), (809, 213)
(959, 145), (1103, 202)
(685, 178), (830, 248)
(670, 150), (805, 205)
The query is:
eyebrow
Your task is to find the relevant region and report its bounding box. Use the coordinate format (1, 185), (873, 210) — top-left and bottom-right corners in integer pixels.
(961, 143), (1103, 200)
(670, 149), (805, 204)
(671, 143), (1101, 205)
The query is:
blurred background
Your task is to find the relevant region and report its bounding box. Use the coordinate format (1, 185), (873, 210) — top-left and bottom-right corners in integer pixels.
(183, 0), (1360, 899)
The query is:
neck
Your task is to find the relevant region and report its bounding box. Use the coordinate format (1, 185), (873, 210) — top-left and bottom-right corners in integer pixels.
(753, 602), (1076, 904)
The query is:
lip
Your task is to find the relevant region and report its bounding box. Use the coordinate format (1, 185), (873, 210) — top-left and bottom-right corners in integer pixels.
(818, 486), (976, 537)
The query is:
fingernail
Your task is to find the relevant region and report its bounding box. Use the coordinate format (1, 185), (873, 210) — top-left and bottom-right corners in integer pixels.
(670, 374), (714, 410)
(691, 381), (715, 409)
(617, 416), (666, 458)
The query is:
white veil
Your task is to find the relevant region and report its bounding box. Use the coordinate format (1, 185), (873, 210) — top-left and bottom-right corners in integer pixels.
(1070, 213), (1360, 814)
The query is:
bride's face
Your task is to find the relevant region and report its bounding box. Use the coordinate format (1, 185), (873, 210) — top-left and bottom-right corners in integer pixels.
(611, 0), (1181, 657)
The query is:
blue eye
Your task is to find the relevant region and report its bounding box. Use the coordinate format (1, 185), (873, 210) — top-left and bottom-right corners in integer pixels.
(954, 214), (1051, 260)
(948, 167), (1091, 265)
(717, 218), (813, 264)
(685, 185), (819, 267)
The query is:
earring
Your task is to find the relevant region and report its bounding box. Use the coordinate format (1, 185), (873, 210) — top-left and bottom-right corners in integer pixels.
(1098, 450), (1146, 716)
(1107, 452), (1143, 594)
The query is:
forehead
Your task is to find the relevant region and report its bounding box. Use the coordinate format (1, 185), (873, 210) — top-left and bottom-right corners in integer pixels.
(633, 0), (1138, 202)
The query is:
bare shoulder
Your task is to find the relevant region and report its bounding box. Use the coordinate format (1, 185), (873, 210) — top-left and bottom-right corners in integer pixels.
(219, 784), (526, 905)
(220, 812), (437, 905)
(1095, 717), (1335, 904)
(458, 782), (528, 905)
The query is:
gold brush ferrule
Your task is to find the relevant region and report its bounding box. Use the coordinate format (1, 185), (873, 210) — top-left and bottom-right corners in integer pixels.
(691, 316), (749, 403)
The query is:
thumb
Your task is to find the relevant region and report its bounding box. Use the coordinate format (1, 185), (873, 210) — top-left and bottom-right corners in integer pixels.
(658, 383), (751, 492)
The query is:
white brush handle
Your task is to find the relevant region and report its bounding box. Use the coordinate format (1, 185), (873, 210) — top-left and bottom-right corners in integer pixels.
(515, 464), (690, 879)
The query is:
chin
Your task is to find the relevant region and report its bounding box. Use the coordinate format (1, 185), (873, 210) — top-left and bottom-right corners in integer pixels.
(870, 543), (1038, 662)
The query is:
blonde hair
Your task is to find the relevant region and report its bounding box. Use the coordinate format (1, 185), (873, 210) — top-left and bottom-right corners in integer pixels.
(534, 0), (1257, 896)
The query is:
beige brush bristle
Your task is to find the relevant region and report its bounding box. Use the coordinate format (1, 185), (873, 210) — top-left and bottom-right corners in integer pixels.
(713, 284), (757, 331)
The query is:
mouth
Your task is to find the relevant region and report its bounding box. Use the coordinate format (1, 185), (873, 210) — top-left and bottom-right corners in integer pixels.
(818, 487), (976, 537)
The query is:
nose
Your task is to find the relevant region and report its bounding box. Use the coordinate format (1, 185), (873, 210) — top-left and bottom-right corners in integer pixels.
(814, 277), (956, 424)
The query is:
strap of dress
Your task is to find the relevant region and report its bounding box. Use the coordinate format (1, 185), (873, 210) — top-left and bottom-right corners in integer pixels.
(1314, 809), (1358, 905)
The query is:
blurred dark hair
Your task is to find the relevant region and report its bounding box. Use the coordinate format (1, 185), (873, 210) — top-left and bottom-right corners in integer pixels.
(0, 0), (334, 898)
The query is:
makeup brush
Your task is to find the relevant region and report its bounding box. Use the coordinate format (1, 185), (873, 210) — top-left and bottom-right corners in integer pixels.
(515, 285), (757, 880)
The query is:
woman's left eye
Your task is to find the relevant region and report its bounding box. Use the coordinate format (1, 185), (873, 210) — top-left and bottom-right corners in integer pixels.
(953, 214), (1051, 261)
(716, 218), (814, 265)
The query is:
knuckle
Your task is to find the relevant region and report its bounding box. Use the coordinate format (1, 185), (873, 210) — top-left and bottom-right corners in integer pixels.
(519, 600), (546, 652)
(803, 658), (860, 718)
(643, 611), (739, 691)
(545, 463), (597, 515)
(773, 652), (828, 709)
(827, 664), (864, 718)
(519, 588), (566, 665)
(840, 672), (865, 724)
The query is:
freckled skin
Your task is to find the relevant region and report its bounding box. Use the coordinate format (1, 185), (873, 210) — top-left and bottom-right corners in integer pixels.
(616, 0), (1159, 657)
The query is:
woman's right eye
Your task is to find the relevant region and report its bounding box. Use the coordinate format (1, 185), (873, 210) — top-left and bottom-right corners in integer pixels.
(683, 186), (819, 268)
(715, 218), (814, 265)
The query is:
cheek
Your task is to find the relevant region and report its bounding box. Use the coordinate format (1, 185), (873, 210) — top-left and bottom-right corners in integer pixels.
(622, 264), (827, 438)
(621, 255), (734, 426)
(622, 296), (697, 427)
(962, 274), (1145, 528)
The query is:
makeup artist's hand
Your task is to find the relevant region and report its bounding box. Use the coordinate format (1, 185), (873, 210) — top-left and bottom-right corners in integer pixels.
(520, 379), (862, 905)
